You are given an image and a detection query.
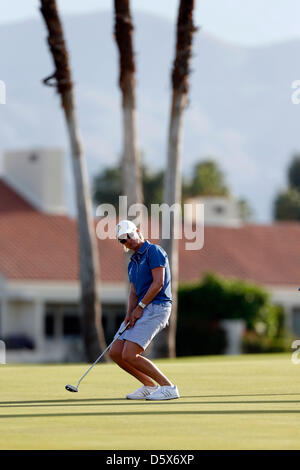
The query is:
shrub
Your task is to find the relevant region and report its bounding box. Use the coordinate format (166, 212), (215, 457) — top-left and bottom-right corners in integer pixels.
(177, 272), (288, 356)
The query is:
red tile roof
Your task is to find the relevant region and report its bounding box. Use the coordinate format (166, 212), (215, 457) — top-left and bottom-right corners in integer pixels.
(179, 223), (300, 285)
(0, 178), (299, 286)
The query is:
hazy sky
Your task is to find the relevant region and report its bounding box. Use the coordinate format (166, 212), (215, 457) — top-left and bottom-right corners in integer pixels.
(2, 0), (300, 47)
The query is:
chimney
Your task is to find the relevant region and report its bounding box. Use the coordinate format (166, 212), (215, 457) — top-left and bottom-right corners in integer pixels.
(184, 196), (242, 227)
(2, 148), (66, 215)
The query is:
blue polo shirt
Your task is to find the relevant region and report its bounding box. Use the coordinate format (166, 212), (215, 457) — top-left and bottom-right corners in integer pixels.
(128, 240), (172, 305)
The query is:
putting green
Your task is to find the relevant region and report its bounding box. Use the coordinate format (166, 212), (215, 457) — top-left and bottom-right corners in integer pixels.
(1, 353), (300, 449)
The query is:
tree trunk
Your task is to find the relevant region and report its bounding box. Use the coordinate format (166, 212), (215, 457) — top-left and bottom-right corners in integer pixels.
(114, 0), (143, 209)
(40, 0), (107, 362)
(114, 0), (143, 308)
(151, 0), (197, 358)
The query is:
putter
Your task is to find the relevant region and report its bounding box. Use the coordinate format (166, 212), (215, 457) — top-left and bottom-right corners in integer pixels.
(65, 322), (129, 393)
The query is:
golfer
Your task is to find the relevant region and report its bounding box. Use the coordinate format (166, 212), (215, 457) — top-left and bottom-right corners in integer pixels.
(110, 219), (180, 400)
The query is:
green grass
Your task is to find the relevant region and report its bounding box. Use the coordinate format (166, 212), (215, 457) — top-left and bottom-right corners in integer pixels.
(1, 353), (300, 449)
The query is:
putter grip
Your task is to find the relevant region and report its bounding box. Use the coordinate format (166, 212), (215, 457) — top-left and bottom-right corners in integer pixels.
(119, 322), (130, 336)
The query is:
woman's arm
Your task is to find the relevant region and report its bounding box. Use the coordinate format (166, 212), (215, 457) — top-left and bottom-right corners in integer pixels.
(140, 267), (165, 306)
(126, 268), (165, 328)
(124, 282), (138, 325)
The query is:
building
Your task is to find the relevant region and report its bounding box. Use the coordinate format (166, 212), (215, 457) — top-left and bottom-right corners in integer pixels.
(0, 149), (127, 362)
(0, 148), (300, 362)
(184, 195), (242, 227)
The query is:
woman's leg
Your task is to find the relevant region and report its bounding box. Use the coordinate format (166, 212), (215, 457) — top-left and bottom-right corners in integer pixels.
(109, 339), (156, 387)
(122, 340), (172, 386)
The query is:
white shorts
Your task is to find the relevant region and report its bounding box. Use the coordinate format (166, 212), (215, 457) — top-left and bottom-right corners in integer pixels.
(114, 302), (172, 351)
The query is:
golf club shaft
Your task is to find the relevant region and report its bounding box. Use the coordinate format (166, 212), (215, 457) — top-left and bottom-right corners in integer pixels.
(76, 322), (129, 388)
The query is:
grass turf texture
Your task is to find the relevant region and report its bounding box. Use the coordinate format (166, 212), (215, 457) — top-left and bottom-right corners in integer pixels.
(1, 353), (300, 450)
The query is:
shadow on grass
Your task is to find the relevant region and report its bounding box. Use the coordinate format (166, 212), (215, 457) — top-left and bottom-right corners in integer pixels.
(1, 397), (300, 409)
(0, 398), (124, 406)
(0, 393), (300, 406)
(1, 409), (300, 419)
(184, 393), (300, 398)
(0, 392), (300, 409)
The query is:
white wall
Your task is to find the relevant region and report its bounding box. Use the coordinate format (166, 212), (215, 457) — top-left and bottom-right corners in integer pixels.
(268, 285), (300, 333)
(185, 196), (242, 227)
(4, 300), (36, 337)
(3, 148), (66, 215)
(2, 280), (127, 363)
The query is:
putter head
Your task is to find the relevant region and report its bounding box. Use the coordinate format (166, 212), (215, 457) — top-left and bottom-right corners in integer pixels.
(65, 384), (78, 393)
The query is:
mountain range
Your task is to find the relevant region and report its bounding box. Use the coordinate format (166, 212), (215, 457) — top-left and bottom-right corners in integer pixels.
(1, 10), (300, 222)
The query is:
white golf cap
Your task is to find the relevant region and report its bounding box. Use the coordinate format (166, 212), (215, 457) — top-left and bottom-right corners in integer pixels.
(115, 220), (138, 239)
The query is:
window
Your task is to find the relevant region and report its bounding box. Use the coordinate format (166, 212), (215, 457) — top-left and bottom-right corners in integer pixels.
(44, 304), (81, 339)
(102, 304), (126, 342)
(292, 308), (300, 336)
(63, 315), (81, 336)
(44, 302), (125, 342)
(45, 313), (55, 338)
(214, 205), (225, 214)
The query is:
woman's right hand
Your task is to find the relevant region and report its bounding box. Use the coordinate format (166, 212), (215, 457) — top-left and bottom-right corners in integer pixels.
(124, 313), (131, 329)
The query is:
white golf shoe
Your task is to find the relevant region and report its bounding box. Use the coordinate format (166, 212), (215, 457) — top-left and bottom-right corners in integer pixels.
(146, 385), (180, 401)
(126, 385), (159, 400)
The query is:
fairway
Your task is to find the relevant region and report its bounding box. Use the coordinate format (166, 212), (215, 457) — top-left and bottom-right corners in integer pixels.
(1, 353), (300, 450)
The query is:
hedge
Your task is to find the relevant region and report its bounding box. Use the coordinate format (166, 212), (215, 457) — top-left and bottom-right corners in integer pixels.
(176, 272), (287, 356)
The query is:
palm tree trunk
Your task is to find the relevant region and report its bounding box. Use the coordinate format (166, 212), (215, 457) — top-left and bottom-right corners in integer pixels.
(40, 0), (107, 362)
(151, 0), (197, 358)
(114, 0), (143, 209)
(114, 0), (143, 312)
